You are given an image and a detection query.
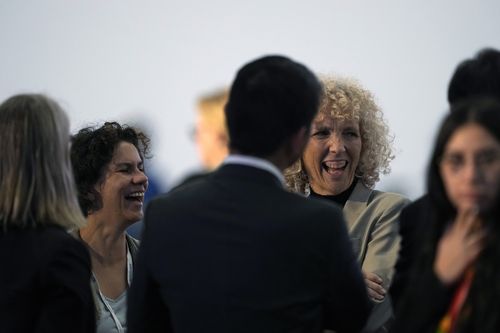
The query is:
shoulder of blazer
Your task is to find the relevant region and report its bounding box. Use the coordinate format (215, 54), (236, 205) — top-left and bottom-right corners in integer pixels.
(344, 181), (410, 221)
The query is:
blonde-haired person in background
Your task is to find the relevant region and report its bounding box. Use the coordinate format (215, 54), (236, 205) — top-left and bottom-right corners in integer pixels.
(176, 88), (229, 188)
(195, 88), (229, 170)
(0, 94), (95, 332)
(285, 75), (409, 333)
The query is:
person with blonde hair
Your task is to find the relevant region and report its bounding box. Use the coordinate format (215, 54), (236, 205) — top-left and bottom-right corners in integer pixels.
(0, 94), (95, 332)
(286, 75), (409, 332)
(176, 88), (229, 188)
(194, 88), (229, 170)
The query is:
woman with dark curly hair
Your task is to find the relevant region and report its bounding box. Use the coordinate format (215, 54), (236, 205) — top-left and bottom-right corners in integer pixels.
(285, 75), (409, 332)
(392, 99), (500, 333)
(71, 122), (149, 333)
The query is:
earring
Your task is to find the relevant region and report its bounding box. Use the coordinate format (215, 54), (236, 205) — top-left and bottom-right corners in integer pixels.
(304, 182), (311, 197)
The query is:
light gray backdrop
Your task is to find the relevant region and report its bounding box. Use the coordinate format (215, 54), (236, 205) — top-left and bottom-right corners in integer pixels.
(2, 0), (500, 198)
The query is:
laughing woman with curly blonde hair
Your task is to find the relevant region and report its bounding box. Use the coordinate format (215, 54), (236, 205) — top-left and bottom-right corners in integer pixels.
(285, 75), (409, 333)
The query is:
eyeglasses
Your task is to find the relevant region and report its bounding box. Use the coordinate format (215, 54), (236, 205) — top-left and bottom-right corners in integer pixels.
(440, 150), (500, 173)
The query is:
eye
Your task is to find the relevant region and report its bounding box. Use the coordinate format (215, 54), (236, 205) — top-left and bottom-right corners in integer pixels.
(476, 150), (500, 166)
(441, 154), (463, 171)
(344, 130), (359, 138)
(312, 129), (330, 138)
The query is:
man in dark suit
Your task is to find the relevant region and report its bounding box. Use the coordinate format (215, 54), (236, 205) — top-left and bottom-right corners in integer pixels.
(390, 48), (500, 309)
(128, 55), (371, 333)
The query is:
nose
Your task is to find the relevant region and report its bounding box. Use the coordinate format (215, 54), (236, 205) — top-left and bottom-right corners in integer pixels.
(462, 161), (482, 184)
(328, 134), (346, 153)
(133, 169), (149, 188)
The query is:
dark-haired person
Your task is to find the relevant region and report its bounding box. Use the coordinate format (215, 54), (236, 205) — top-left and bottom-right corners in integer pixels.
(128, 55), (371, 333)
(0, 94), (95, 332)
(391, 99), (500, 333)
(390, 47), (500, 309)
(71, 122), (149, 333)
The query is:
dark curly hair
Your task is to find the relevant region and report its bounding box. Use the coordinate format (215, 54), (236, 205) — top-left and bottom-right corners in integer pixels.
(70, 122), (150, 216)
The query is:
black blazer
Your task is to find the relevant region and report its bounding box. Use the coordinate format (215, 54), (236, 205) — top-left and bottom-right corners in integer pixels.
(128, 163), (371, 333)
(389, 195), (431, 309)
(0, 224), (95, 333)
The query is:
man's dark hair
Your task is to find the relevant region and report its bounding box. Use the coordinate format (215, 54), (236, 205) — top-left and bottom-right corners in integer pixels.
(448, 48), (500, 104)
(225, 55), (322, 157)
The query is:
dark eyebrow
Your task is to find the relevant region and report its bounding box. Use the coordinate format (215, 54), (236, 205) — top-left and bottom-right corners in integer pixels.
(313, 125), (331, 131)
(478, 147), (500, 154)
(114, 161), (144, 168)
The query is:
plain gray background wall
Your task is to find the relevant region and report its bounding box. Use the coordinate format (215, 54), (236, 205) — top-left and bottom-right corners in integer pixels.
(1, 0), (500, 198)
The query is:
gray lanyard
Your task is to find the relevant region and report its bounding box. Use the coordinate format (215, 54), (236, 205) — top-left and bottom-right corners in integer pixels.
(93, 243), (133, 333)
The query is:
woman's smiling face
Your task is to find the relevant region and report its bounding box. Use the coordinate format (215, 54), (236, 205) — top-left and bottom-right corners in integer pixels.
(95, 141), (149, 225)
(303, 114), (362, 196)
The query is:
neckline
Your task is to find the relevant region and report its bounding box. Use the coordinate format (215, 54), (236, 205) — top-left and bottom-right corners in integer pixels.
(309, 178), (359, 208)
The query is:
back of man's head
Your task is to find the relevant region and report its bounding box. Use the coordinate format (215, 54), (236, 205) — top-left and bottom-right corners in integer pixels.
(225, 55), (321, 157)
(448, 48), (500, 104)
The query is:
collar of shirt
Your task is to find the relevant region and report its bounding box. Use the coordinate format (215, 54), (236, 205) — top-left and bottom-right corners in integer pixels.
(222, 154), (285, 187)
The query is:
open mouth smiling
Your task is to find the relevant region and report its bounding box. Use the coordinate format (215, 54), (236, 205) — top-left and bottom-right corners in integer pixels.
(125, 191), (145, 202)
(322, 160), (348, 174)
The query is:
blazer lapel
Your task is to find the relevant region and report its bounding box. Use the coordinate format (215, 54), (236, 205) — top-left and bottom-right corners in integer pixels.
(343, 181), (372, 230)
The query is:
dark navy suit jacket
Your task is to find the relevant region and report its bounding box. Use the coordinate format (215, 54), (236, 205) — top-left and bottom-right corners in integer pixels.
(128, 163), (371, 333)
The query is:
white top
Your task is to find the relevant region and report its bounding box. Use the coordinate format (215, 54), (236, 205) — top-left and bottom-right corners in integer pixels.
(222, 154), (285, 187)
(97, 291), (128, 333)
(93, 243), (133, 333)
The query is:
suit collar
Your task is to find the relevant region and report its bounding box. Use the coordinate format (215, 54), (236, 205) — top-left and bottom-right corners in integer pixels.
(214, 163), (285, 189)
(222, 154), (285, 186)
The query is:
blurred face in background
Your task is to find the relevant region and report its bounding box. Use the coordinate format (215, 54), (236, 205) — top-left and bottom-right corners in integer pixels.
(440, 122), (500, 213)
(302, 113), (362, 195)
(194, 111), (228, 170)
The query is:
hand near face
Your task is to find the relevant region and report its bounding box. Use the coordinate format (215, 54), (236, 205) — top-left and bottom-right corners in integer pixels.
(433, 208), (486, 286)
(363, 271), (386, 301)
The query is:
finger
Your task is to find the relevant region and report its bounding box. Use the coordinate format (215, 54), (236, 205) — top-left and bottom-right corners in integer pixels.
(367, 287), (385, 300)
(456, 208), (480, 230)
(465, 230), (487, 251)
(364, 272), (383, 284)
(367, 289), (383, 300)
(464, 243), (484, 265)
(465, 227), (487, 245)
(365, 280), (386, 295)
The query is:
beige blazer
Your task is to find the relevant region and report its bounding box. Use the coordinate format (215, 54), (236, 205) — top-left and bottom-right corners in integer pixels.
(343, 181), (410, 333)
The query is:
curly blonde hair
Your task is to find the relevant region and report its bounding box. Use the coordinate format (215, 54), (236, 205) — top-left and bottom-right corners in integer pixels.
(285, 75), (394, 194)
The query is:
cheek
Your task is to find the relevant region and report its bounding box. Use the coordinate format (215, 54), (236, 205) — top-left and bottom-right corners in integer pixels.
(486, 166), (500, 198)
(440, 168), (461, 206)
(350, 140), (362, 165)
(302, 146), (317, 172)
(486, 164), (500, 184)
